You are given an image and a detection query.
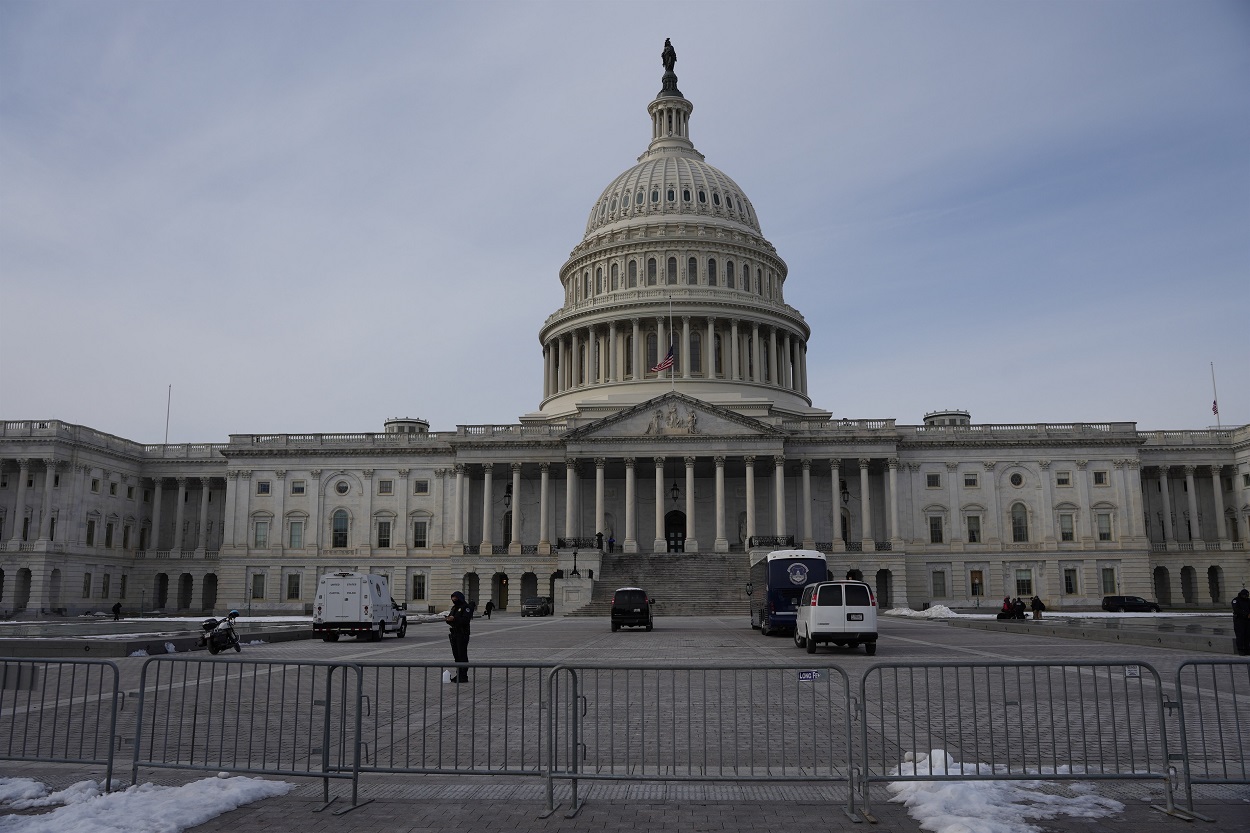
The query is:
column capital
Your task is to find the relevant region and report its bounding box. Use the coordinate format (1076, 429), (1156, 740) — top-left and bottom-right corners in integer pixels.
(511, 462), (523, 474)
(801, 459), (812, 472)
(42, 457), (59, 470)
(1077, 460), (1089, 470)
(685, 456), (697, 467)
(565, 458), (578, 471)
(362, 469), (374, 480)
(540, 462), (551, 473)
(653, 456), (666, 466)
(177, 476), (190, 486)
(744, 455), (756, 466)
(829, 459), (840, 471)
(275, 470), (287, 479)
(1038, 460), (1050, 470)
(714, 456), (726, 467)
(1183, 465), (1197, 476)
(774, 455), (787, 467)
(887, 458), (900, 469)
(225, 471), (239, 480)
(15, 458), (30, 469)
(982, 461), (997, 472)
(945, 461), (958, 471)
(595, 458), (607, 469)
(453, 463), (466, 475)
(623, 457), (635, 469)
(310, 469), (322, 478)
(857, 457), (871, 469)
(1112, 460), (1125, 469)
(398, 469), (410, 478)
(1128, 460), (1141, 470)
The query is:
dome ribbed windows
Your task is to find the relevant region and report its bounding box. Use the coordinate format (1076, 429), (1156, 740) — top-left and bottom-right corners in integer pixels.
(726, 261), (735, 289)
(628, 260), (637, 287)
(647, 258), (657, 285)
(666, 257), (677, 285)
(687, 257), (697, 285)
(708, 258), (717, 286)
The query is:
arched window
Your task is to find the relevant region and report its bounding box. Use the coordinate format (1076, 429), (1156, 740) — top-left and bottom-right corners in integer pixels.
(1011, 503), (1029, 543)
(628, 260), (637, 287)
(708, 258), (718, 286)
(635, 191), (644, 205)
(647, 258), (657, 285)
(756, 269), (764, 295)
(332, 510), (349, 548)
(610, 263), (619, 290)
(667, 257), (677, 285)
(583, 271), (590, 298)
(713, 333), (723, 375)
(624, 334), (633, 377)
(595, 267), (603, 294)
(726, 260), (735, 289)
(690, 332), (702, 375)
(578, 343), (587, 385)
(646, 332), (658, 371)
(687, 257), (698, 284)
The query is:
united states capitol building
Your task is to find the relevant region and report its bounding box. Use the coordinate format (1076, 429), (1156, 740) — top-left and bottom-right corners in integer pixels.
(2, 45), (1247, 618)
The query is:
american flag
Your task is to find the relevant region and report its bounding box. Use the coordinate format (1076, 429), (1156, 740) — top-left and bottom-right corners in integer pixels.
(650, 345), (675, 373)
(1212, 400), (1219, 416)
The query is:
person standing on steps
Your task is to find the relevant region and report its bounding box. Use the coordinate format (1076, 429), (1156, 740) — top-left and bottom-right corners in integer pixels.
(1233, 588), (1250, 656)
(446, 591), (472, 682)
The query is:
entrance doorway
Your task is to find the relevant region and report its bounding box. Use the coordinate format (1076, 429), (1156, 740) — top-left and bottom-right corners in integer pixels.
(664, 511), (686, 552)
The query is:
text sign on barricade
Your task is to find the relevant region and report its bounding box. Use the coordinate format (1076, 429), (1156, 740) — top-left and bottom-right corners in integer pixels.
(131, 657), (365, 811)
(0, 657), (121, 790)
(348, 661), (555, 777)
(858, 661), (1176, 817)
(546, 662), (856, 819)
(1173, 659), (1250, 813)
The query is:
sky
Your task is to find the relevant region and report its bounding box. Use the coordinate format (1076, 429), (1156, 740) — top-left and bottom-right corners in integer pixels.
(1, 0), (1247, 444)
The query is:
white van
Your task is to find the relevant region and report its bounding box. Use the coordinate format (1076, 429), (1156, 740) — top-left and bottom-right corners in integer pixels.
(793, 580), (878, 655)
(313, 572), (407, 641)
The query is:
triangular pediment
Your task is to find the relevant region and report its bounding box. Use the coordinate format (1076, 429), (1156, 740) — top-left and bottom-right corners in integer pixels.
(565, 393), (785, 440)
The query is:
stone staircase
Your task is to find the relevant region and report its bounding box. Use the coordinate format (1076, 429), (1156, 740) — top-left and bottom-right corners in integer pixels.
(564, 551), (752, 617)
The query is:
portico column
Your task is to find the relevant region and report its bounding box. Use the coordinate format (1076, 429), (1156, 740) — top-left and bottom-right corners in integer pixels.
(452, 464), (465, 546)
(480, 465), (494, 551)
(730, 320), (740, 381)
(196, 477), (210, 551)
(1184, 466), (1202, 546)
(7, 459), (29, 548)
(858, 459), (873, 546)
(151, 478), (165, 550)
(684, 456), (698, 552)
(1124, 461), (1144, 541)
(768, 328), (778, 385)
(309, 470), (322, 552)
(752, 323), (762, 382)
(564, 459), (577, 541)
(830, 461), (844, 551)
(539, 463), (551, 550)
(744, 456), (757, 545)
(714, 456), (727, 550)
(595, 458), (606, 544)
(571, 330), (581, 387)
(37, 459), (57, 541)
(173, 477), (188, 552)
(1039, 461), (1056, 543)
(888, 458), (901, 543)
(608, 321), (618, 382)
(681, 317), (691, 379)
(801, 460), (813, 548)
(1158, 467), (1175, 545)
(946, 462), (961, 544)
(773, 456), (786, 538)
(653, 457), (666, 552)
(510, 463), (522, 551)
(624, 458), (637, 553)
(799, 343), (808, 396)
(1210, 465), (1229, 547)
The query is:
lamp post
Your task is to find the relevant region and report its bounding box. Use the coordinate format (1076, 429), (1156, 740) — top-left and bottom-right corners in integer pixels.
(571, 549), (580, 578)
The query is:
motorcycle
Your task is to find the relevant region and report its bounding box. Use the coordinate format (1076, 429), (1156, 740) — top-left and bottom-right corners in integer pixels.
(198, 612), (242, 654)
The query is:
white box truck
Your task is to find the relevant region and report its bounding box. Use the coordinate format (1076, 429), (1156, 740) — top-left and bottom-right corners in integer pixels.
(313, 572), (408, 641)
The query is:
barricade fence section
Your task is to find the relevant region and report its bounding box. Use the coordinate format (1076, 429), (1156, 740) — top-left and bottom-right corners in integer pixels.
(547, 663), (855, 817)
(0, 657), (120, 789)
(352, 661), (552, 777)
(859, 662), (1175, 817)
(1174, 659), (1250, 812)
(130, 657), (363, 808)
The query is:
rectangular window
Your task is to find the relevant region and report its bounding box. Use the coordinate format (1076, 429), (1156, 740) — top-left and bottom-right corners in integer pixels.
(122, 525), (131, 549)
(120, 575), (127, 599)
(256, 481), (271, 495)
(105, 522), (115, 548)
(966, 515), (981, 543)
(251, 574), (266, 599)
(1101, 568), (1117, 595)
(1096, 513), (1112, 541)
(963, 473), (978, 488)
(1015, 569), (1033, 597)
(1060, 514), (1075, 542)
(412, 574), (427, 601)
(91, 478), (100, 493)
(1056, 471), (1071, 487)
(1093, 470), (1108, 486)
(86, 519), (96, 546)
(286, 574), (301, 600)
(414, 479), (430, 495)
(413, 520), (429, 548)
(377, 520), (392, 548)
(378, 480), (393, 496)
(1064, 568), (1078, 595)
(109, 482), (117, 496)
(0, 473), (7, 488)
(926, 473), (941, 489)
(82, 573), (92, 598)
(289, 520), (304, 549)
(254, 520), (269, 549)
(102, 573), (111, 599)
(931, 572), (947, 598)
(1243, 473), (1250, 488)
(291, 480), (306, 496)
(970, 570), (984, 597)
(929, 516), (944, 544)
(126, 486), (135, 500)
(143, 489), (152, 503)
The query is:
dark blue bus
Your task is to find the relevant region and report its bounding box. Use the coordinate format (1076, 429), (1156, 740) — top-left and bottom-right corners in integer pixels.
(749, 549), (829, 635)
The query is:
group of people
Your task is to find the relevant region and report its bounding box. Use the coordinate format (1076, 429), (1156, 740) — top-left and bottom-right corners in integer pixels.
(997, 595), (1045, 620)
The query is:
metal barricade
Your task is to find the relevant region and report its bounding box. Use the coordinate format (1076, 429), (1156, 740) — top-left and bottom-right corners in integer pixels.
(0, 657), (121, 790)
(859, 661), (1176, 817)
(547, 662), (855, 818)
(1173, 659), (1250, 813)
(131, 657), (364, 812)
(352, 661), (553, 777)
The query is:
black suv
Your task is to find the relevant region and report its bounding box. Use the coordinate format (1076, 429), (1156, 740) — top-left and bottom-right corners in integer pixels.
(610, 587), (654, 631)
(1102, 595), (1162, 613)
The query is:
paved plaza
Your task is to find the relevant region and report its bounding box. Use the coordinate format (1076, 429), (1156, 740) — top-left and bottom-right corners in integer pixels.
(4, 614), (1248, 832)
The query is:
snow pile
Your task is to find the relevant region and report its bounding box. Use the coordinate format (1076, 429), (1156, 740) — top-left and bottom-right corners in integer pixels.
(885, 605), (958, 619)
(0, 775), (293, 833)
(887, 749), (1123, 833)
(128, 649), (149, 657)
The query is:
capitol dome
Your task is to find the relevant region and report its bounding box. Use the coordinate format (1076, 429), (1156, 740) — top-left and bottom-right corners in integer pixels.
(530, 41), (828, 424)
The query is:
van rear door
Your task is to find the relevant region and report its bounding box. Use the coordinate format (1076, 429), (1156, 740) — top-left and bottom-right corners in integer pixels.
(814, 583), (842, 629)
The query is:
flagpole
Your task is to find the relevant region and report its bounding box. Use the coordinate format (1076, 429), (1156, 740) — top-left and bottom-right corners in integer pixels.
(668, 295), (675, 389)
(1211, 362), (1221, 428)
(164, 384), (172, 445)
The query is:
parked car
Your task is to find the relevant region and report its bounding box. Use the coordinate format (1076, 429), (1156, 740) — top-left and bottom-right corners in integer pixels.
(1101, 595), (1162, 613)
(521, 596), (551, 617)
(793, 580), (878, 655)
(611, 587), (654, 631)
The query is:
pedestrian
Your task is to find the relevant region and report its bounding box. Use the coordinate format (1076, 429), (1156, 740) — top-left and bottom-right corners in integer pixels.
(1012, 597), (1027, 620)
(1030, 595), (1045, 620)
(484, 599), (494, 619)
(998, 596), (1012, 620)
(608, 536), (616, 553)
(111, 601), (122, 621)
(445, 591), (472, 682)
(1232, 588), (1250, 656)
